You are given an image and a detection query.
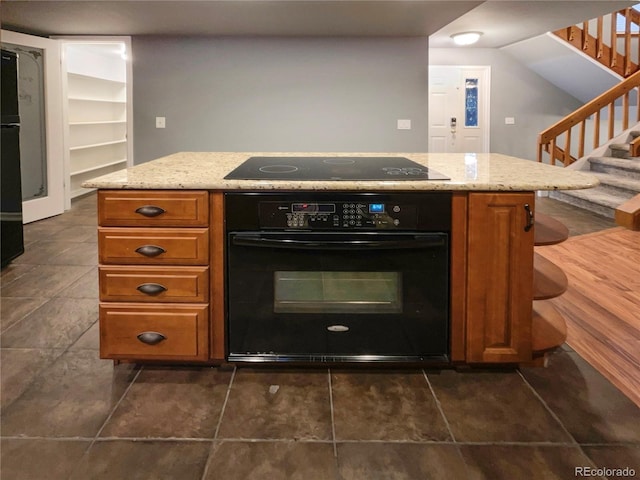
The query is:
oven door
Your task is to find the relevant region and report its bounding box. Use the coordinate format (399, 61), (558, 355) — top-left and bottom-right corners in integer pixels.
(227, 231), (449, 363)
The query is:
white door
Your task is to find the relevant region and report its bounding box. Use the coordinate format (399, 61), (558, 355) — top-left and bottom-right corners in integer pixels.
(429, 66), (490, 153)
(1, 30), (64, 224)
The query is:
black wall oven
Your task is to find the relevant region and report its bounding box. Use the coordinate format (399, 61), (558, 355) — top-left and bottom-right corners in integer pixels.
(225, 192), (451, 364)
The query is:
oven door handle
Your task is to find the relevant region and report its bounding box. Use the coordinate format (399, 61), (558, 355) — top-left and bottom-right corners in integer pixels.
(232, 234), (445, 250)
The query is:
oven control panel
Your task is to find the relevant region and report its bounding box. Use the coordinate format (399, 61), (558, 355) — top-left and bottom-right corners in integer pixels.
(259, 201), (418, 230)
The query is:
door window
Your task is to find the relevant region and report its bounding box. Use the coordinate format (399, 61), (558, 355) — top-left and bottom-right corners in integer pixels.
(465, 78), (479, 127)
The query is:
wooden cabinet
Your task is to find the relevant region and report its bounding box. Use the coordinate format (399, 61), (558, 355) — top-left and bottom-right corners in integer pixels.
(94, 188), (541, 366)
(97, 190), (211, 362)
(466, 192), (535, 363)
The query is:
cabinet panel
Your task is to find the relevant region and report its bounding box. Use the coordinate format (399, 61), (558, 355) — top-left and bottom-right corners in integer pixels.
(100, 303), (208, 360)
(99, 266), (209, 303)
(98, 190), (209, 227)
(466, 192), (534, 363)
(98, 227), (209, 265)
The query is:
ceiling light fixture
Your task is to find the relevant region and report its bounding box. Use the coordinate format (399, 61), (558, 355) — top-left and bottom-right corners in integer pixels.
(451, 32), (483, 46)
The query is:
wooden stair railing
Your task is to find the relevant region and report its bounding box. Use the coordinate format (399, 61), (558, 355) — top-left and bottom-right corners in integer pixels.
(553, 7), (640, 78)
(537, 69), (640, 166)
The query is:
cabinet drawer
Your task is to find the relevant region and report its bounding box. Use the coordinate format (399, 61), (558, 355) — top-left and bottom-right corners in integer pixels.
(98, 190), (209, 227)
(99, 228), (209, 265)
(100, 304), (209, 360)
(99, 266), (209, 302)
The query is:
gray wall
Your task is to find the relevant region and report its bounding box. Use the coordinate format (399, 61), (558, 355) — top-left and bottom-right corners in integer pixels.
(132, 36), (429, 163)
(430, 48), (583, 161)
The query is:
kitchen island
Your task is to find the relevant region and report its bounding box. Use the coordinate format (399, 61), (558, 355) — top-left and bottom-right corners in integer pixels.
(84, 152), (598, 367)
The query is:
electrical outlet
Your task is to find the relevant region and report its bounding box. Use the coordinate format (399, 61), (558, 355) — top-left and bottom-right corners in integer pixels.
(156, 116), (166, 129)
(505, 117), (515, 125)
(397, 119), (411, 130)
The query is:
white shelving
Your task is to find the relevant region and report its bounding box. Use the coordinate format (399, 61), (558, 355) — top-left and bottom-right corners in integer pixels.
(64, 43), (129, 199)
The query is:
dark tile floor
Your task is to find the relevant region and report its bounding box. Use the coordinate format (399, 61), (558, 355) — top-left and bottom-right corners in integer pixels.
(2, 194), (639, 480)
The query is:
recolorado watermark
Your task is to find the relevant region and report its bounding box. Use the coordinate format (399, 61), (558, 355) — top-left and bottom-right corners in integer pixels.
(575, 466), (636, 477)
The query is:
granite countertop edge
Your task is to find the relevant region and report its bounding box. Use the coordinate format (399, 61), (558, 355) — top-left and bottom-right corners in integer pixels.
(81, 152), (600, 191)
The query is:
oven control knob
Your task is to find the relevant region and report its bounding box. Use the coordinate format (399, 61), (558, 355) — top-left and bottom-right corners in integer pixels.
(393, 219), (400, 226)
(393, 205), (401, 213)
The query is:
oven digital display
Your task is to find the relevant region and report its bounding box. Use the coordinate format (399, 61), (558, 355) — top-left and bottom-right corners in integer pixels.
(292, 203), (335, 213)
(368, 203), (385, 213)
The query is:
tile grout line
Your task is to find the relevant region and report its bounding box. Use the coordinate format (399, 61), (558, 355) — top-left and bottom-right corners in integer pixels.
(63, 364), (143, 480)
(0, 295), (57, 337)
(422, 369), (457, 443)
(422, 369), (478, 475)
(89, 366), (143, 448)
(328, 368), (338, 458)
(212, 366), (236, 440)
(516, 368), (603, 471)
(5, 434), (624, 447)
(328, 368), (341, 480)
(516, 369), (579, 446)
(200, 366), (237, 480)
(1, 308), (100, 416)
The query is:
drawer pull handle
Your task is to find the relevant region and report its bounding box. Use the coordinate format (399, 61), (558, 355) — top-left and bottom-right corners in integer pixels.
(135, 245), (166, 257)
(136, 283), (168, 295)
(137, 331), (167, 345)
(135, 205), (166, 217)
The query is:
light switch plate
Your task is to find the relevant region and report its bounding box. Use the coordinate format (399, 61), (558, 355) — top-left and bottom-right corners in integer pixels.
(505, 117), (515, 125)
(156, 117), (166, 128)
(397, 119), (411, 130)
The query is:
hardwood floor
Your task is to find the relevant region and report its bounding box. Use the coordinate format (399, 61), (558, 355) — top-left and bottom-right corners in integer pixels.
(536, 227), (640, 407)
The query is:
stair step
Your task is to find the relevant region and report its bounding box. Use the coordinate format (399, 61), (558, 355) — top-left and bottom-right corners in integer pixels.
(610, 143), (631, 159)
(590, 172), (640, 197)
(589, 156), (640, 180)
(549, 186), (631, 218)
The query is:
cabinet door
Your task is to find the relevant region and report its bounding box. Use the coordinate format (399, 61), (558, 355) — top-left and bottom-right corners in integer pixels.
(466, 193), (534, 363)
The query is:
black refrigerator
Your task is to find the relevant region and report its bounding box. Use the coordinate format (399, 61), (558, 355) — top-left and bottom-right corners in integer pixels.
(1, 49), (25, 268)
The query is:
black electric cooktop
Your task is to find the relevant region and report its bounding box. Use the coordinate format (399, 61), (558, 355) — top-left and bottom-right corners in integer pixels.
(223, 156), (450, 181)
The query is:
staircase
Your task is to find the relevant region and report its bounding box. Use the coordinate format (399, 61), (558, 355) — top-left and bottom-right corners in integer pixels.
(550, 131), (640, 218)
(535, 7), (640, 220)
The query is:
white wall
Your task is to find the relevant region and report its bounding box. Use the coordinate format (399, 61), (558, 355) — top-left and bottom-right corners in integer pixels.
(132, 36), (430, 163)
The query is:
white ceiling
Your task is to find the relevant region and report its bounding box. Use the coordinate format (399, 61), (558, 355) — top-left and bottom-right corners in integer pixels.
(0, 0), (636, 48)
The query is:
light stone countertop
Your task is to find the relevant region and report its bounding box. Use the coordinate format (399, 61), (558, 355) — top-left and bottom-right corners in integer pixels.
(82, 152), (599, 191)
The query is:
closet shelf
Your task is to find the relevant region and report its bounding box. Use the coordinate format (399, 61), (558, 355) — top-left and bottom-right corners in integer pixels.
(68, 97), (126, 104)
(70, 159), (127, 176)
(70, 139), (127, 151)
(70, 120), (126, 126)
(67, 71), (126, 85)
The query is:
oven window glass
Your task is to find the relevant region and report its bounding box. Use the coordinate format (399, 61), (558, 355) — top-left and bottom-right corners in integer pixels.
(274, 271), (402, 314)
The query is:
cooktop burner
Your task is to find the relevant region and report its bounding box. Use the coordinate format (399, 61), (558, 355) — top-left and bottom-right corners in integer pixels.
(224, 156), (450, 181)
